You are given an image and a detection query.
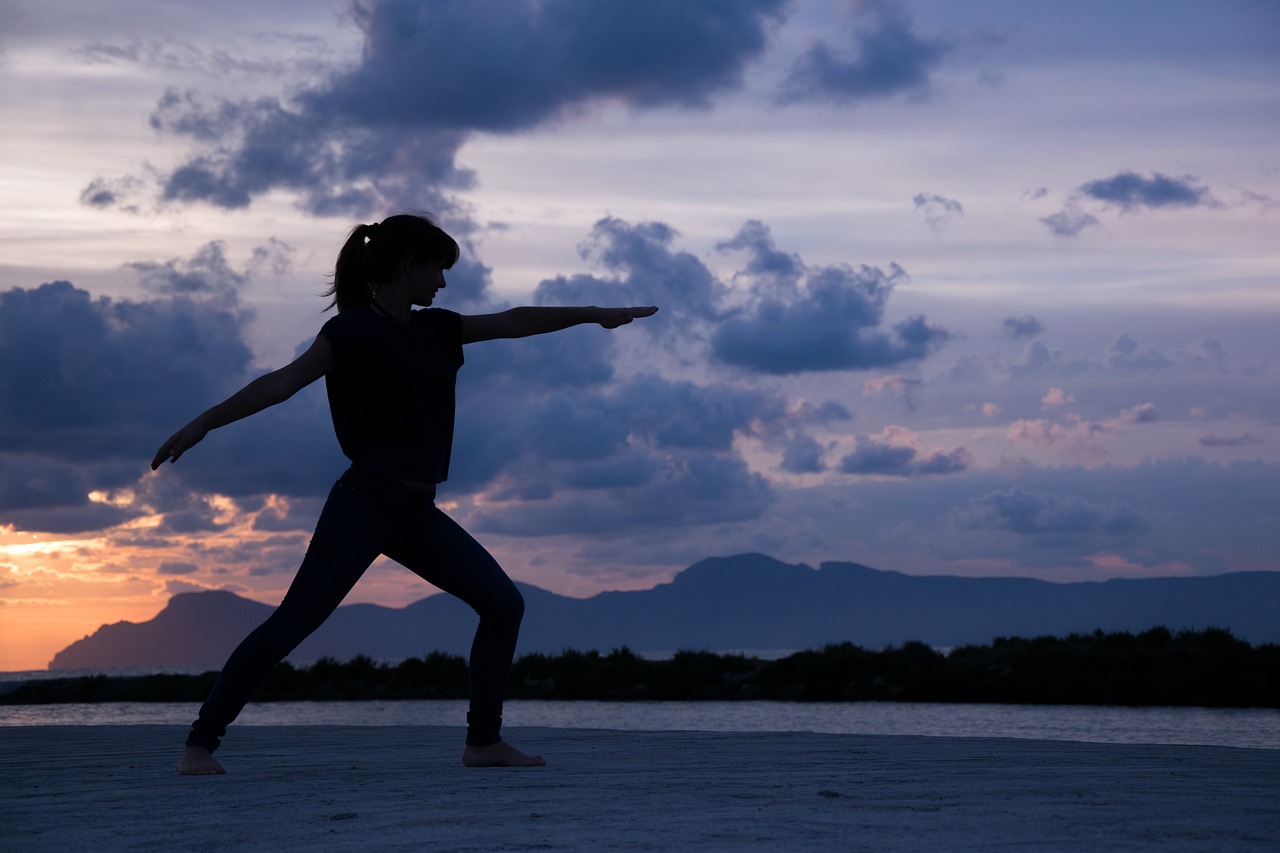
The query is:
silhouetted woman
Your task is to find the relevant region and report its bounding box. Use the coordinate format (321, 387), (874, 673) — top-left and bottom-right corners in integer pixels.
(152, 213), (657, 774)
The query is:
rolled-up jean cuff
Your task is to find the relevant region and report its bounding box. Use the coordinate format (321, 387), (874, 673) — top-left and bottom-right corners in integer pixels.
(466, 711), (502, 747)
(185, 730), (222, 753)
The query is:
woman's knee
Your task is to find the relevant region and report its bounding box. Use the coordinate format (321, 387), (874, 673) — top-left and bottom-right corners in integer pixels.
(483, 582), (524, 628)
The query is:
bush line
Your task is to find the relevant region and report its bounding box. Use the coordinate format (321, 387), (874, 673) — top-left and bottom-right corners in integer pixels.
(4, 627), (1276, 708)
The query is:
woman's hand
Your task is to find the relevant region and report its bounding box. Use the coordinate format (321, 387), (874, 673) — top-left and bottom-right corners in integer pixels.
(596, 306), (658, 329)
(151, 419), (208, 469)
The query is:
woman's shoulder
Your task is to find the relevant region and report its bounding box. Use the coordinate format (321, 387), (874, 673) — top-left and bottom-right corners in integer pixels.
(410, 307), (462, 335)
(318, 306), (380, 347)
(412, 306), (460, 323)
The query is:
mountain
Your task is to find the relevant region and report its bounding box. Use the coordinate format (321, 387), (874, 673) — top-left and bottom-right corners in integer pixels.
(48, 554), (1280, 669)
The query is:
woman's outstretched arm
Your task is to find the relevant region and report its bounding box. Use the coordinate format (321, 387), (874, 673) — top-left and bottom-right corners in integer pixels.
(151, 335), (334, 469)
(459, 306), (658, 344)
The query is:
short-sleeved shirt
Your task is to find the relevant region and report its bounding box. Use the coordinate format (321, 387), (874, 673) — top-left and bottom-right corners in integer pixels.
(318, 306), (464, 484)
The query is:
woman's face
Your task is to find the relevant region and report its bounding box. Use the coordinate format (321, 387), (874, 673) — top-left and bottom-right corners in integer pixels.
(407, 260), (446, 306)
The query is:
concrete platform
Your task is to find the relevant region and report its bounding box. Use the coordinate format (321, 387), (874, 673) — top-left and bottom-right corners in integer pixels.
(2, 725), (1277, 851)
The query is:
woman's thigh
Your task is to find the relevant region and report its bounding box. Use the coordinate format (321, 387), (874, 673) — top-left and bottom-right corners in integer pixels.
(276, 473), (393, 619)
(385, 506), (520, 614)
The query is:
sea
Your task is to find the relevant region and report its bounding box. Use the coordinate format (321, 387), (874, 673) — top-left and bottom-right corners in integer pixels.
(2, 668), (1276, 750)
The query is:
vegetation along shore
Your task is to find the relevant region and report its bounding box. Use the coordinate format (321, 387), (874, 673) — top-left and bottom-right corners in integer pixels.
(4, 628), (1276, 709)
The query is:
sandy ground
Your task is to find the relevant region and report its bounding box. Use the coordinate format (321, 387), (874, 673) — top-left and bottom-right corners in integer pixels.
(1, 725), (1277, 851)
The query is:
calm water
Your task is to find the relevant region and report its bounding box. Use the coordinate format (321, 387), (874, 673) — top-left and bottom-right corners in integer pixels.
(1, 699), (1276, 750)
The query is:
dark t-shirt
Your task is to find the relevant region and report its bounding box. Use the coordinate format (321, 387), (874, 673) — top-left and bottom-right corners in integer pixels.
(318, 306), (464, 484)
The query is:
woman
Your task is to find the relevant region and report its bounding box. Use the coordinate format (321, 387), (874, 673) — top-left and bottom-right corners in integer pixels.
(152, 213), (657, 775)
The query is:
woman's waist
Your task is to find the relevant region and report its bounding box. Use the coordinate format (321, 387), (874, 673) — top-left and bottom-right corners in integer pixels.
(344, 463), (439, 500)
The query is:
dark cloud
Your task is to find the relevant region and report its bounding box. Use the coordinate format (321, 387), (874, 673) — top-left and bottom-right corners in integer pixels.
(110, 0), (788, 217)
(779, 0), (951, 104)
(812, 400), (853, 423)
(0, 247), (348, 530)
(546, 218), (950, 376)
(780, 433), (826, 474)
(329, 0), (789, 128)
(1198, 433), (1263, 449)
(716, 220), (804, 285)
(126, 240), (248, 297)
(0, 453), (97, 513)
(1106, 334), (1172, 374)
(912, 192), (963, 230)
(1079, 171), (1213, 211)
(1042, 171), (1216, 237)
(0, 502), (137, 535)
(0, 280), (252, 451)
(79, 175), (146, 212)
(453, 368), (782, 498)
(839, 434), (971, 478)
(1006, 332), (1225, 381)
(471, 451), (773, 537)
(541, 217), (726, 325)
(1001, 315), (1044, 339)
(711, 251), (949, 374)
(1041, 205), (1099, 237)
(0, 452), (138, 533)
(949, 487), (1148, 538)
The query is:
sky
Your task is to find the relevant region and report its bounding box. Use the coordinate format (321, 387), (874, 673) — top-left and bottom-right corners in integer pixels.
(1, 0), (1277, 672)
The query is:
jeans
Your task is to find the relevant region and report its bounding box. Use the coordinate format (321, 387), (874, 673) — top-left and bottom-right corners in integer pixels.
(185, 466), (524, 752)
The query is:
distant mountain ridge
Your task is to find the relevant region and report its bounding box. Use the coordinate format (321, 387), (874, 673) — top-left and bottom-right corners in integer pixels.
(49, 554), (1280, 669)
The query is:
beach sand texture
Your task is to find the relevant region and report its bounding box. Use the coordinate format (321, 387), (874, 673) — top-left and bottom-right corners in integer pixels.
(2, 725), (1277, 851)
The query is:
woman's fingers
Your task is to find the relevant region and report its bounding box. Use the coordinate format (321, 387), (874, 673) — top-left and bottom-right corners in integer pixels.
(151, 423), (205, 469)
(599, 306), (658, 328)
(151, 435), (179, 470)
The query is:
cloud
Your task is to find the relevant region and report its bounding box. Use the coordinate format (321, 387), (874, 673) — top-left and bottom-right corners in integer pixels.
(541, 217), (726, 324)
(1001, 315), (1044, 339)
(949, 487), (1148, 538)
(74, 32), (334, 79)
(126, 240), (250, 298)
(1114, 402), (1157, 425)
(1, 215), (938, 545)
(779, 0), (952, 104)
(1042, 170), (1217, 237)
(1041, 387), (1075, 410)
(79, 175), (148, 213)
(1198, 433), (1263, 449)
(0, 280), (252, 456)
(863, 374), (920, 399)
(1007, 332), (1227, 381)
(453, 368), (782, 497)
(471, 451), (773, 537)
(838, 428), (971, 478)
(1078, 170), (1214, 212)
(711, 222), (948, 374)
(108, 0), (789, 217)
(716, 220), (805, 286)
(779, 433), (826, 474)
(912, 192), (963, 230)
(0, 244), (351, 530)
(1041, 204), (1099, 237)
(526, 217), (947, 377)
(1106, 334), (1172, 374)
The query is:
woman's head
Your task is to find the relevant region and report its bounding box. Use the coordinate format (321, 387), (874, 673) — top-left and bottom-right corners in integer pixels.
(326, 213), (460, 312)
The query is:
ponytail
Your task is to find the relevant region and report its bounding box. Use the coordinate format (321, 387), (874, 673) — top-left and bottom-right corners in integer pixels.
(323, 213), (460, 312)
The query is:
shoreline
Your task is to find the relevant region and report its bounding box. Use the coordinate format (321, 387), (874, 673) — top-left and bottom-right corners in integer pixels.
(3, 698), (1279, 752)
(3, 725), (1278, 850)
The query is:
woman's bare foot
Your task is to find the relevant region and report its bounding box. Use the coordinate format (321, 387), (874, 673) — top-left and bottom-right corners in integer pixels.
(462, 740), (546, 768)
(176, 746), (226, 776)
